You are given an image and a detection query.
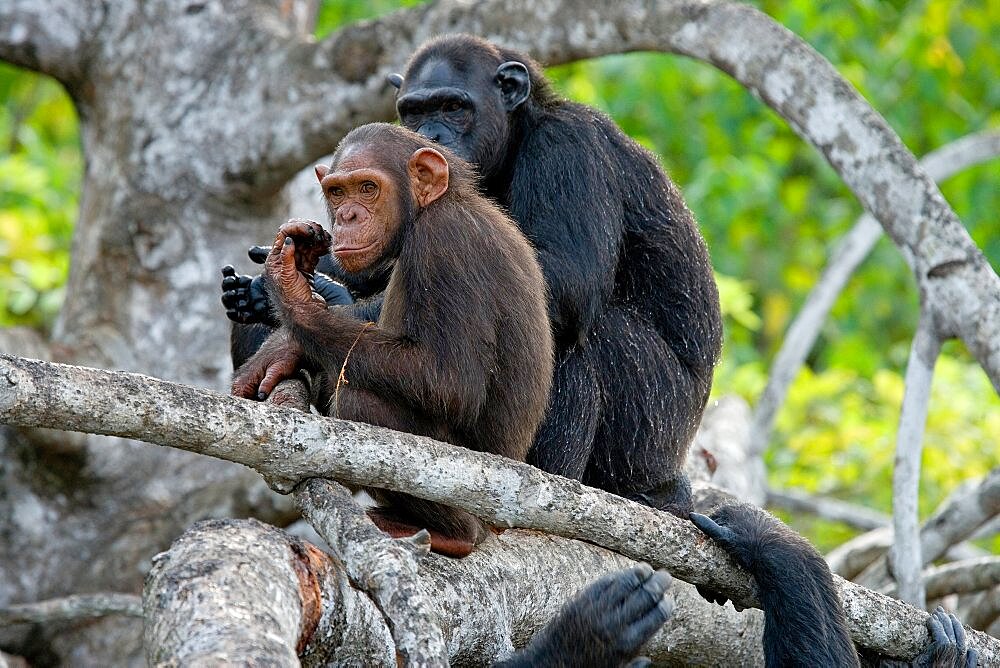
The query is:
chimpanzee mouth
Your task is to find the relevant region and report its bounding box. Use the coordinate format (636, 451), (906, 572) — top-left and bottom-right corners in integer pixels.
(334, 241), (377, 254)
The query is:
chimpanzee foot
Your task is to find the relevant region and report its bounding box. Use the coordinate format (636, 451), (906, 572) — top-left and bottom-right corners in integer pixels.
(367, 508), (477, 558)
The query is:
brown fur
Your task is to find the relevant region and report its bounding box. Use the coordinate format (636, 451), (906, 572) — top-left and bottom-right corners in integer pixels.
(236, 123), (553, 555)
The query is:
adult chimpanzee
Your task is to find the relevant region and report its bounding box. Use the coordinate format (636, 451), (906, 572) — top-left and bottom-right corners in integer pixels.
(223, 34), (721, 516)
(232, 123), (553, 557)
(692, 504), (980, 668)
(387, 35), (722, 518)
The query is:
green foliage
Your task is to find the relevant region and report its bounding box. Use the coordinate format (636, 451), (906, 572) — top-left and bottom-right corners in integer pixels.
(0, 63), (79, 330)
(2, 1), (998, 549)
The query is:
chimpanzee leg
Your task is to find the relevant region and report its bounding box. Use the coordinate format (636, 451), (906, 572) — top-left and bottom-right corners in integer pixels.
(527, 346), (603, 480)
(584, 307), (710, 518)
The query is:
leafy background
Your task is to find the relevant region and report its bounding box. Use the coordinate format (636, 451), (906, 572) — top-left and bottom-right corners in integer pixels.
(2, 0), (997, 551)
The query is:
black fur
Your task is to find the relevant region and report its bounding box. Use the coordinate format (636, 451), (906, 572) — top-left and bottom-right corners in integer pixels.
(495, 564), (673, 668)
(693, 504), (980, 668)
(394, 35), (722, 517)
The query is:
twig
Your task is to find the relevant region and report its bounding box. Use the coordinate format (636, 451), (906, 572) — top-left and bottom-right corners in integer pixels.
(0, 593), (141, 626)
(890, 314), (942, 607)
(767, 488), (890, 531)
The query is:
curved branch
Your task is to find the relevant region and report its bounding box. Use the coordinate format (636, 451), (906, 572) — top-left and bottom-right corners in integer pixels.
(0, 0), (105, 85)
(750, 130), (1000, 455)
(857, 468), (1000, 590)
(4, 355), (1000, 661)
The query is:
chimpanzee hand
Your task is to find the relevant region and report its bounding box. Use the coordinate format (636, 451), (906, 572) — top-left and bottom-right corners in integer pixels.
(908, 608), (978, 668)
(221, 265), (277, 326)
(495, 564), (674, 668)
(232, 330), (303, 401)
(265, 220), (332, 310)
(690, 507), (757, 609)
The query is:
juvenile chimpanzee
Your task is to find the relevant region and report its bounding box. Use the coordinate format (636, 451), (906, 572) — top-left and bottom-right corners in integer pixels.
(232, 123), (554, 557)
(692, 504), (980, 668)
(223, 35), (722, 518)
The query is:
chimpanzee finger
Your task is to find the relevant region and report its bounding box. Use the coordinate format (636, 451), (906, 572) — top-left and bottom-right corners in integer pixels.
(221, 265), (236, 277)
(948, 611), (967, 651)
(598, 564), (656, 607)
(624, 591), (674, 644)
(248, 245), (270, 264)
(695, 584), (729, 606)
(257, 365), (285, 400)
(618, 569), (672, 621)
(926, 610), (948, 646)
(690, 512), (737, 546)
(966, 648), (979, 668)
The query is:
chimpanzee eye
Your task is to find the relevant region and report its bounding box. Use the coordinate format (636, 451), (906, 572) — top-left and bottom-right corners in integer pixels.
(328, 186), (344, 199)
(443, 101), (463, 113)
(360, 181), (377, 195)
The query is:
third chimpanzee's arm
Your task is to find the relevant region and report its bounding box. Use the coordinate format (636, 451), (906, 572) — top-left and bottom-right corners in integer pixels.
(510, 126), (624, 347)
(691, 504), (860, 668)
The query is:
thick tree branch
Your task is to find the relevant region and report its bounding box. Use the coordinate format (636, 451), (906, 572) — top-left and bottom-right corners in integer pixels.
(145, 518), (765, 665)
(294, 479), (449, 666)
(0, 594), (141, 626)
(3, 355), (999, 661)
(750, 130), (1000, 455)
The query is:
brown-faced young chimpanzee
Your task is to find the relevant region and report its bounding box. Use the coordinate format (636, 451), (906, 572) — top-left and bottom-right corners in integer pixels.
(222, 33), (722, 517)
(692, 504), (980, 668)
(231, 122), (553, 558)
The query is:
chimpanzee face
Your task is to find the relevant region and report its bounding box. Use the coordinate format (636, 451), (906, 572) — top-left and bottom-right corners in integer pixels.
(391, 56), (530, 181)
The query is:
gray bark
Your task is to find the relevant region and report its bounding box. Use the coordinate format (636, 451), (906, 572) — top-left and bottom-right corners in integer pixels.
(145, 518), (764, 666)
(4, 354), (1000, 663)
(1, 0), (998, 662)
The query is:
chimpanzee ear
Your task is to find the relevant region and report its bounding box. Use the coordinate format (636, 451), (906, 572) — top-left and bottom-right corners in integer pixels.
(314, 164), (330, 183)
(386, 73), (404, 90)
(407, 148), (449, 208)
(495, 61), (530, 111)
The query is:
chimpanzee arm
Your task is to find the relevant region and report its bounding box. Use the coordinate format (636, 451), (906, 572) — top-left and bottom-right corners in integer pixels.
(691, 504), (860, 668)
(253, 234), (486, 417)
(223, 247), (382, 369)
(494, 564), (673, 668)
(510, 122), (623, 346)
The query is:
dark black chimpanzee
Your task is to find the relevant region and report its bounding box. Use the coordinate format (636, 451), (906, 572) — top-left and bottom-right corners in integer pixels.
(390, 35), (722, 518)
(222, 33), (722, 518)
